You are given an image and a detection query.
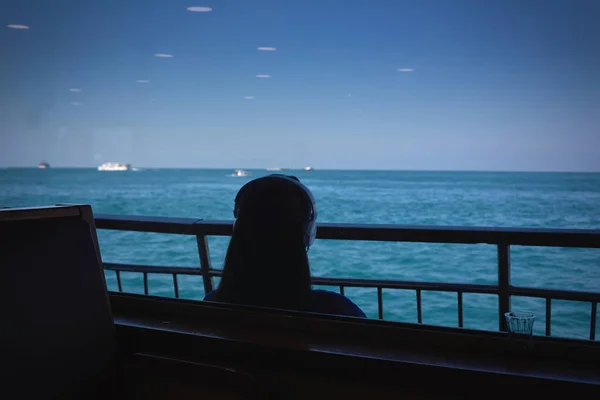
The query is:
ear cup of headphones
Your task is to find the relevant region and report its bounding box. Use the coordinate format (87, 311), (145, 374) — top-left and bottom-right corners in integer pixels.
(305, 219), (317, 248)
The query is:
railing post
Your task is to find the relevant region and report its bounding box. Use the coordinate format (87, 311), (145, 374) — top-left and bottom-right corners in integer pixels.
(197, 234), (214, 294)
(498, 243), (511, 331)
(143, 272), (149, 295)
(416, 289), (423, 324)
(116, 270), (123, 292)
(590, 302), (597, 341)
(173, 274), (180, 298)
(377, 287), (383, 320)
(457, 291), (464, 328)
(545, 298), (552, 336)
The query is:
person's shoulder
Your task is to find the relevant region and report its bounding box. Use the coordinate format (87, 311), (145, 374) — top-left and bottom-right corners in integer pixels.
(311, 290), (367, 318)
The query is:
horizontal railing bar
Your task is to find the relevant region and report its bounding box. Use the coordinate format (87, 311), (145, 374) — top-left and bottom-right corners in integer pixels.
(103, 262), (497, 294)
(319, 224), (600, 248)
(310, 277), (498, 294)
(104, 263), (203, 276)
(96, 214), (231, 235)
(104, 262), (600, 304)
(509, 286), (600, 303)
(95, 214), (600, 248)
(204, 272), (600, 303)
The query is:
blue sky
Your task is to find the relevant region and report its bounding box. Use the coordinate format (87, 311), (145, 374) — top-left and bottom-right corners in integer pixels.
(1, 0), (599, 171)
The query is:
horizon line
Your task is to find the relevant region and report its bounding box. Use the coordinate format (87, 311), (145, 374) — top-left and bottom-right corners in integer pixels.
(2, 166), (599, 173)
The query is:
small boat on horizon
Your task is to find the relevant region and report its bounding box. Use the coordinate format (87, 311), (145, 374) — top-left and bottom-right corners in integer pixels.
(266, 167), (289, 171)
(304, 166), (314, 171)
(98, 162), (132, 171)
(231, 169), (250, 177)
(38, 161), (50, 169)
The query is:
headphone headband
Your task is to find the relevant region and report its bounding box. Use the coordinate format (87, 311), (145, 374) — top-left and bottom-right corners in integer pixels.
(233, 174), (317, 248)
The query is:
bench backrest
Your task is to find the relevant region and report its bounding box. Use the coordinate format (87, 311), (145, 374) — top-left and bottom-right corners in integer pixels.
(0, 205), (115, 398)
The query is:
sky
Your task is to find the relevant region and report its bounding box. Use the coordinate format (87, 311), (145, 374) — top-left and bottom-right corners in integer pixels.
(0, 0), (599, 171)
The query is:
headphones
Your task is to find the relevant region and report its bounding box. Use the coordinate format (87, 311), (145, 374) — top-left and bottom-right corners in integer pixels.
(234, 174), (317, 249)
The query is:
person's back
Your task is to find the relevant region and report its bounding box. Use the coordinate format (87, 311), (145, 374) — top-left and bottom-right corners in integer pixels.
(203, 174), (366, 318)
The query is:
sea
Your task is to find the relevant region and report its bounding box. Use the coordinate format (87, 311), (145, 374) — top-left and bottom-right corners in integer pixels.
(2, 168), (599, 340)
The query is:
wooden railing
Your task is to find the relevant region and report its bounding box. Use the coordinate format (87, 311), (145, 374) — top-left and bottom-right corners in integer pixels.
(95, 214), (600, 339)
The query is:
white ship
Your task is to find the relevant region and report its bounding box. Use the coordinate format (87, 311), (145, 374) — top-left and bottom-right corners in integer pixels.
(304, 166), (314, 171)
(98, 162), (132, 171)
(231, 169), (250, 177)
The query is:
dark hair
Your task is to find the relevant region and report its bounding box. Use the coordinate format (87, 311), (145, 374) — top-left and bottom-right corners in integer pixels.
(215, 176), (314, 311)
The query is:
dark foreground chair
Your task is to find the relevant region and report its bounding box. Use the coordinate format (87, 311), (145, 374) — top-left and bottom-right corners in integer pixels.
(0, 205), (116, 399)
(0, 205), (263, 399)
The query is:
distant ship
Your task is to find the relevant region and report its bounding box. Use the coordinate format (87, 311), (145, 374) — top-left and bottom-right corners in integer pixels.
(231, 169), (250, 177)
(98, 162), (132, 171)
(266, 167), (290, 171)
(304, 166), (314, 171)
(38, 161), (50, 169)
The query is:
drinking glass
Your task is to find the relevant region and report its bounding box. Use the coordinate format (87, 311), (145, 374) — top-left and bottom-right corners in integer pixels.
(504, 311), (536, 337)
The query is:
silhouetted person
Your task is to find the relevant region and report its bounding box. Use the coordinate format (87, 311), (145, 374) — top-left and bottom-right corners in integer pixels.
(204, 174), (366, 318)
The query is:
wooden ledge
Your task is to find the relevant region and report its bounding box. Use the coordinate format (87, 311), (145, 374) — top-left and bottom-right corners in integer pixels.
(111, 293), (600, 394)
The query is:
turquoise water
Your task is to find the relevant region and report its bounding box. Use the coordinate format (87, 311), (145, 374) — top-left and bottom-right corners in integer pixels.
(2, 168), (599, 339)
